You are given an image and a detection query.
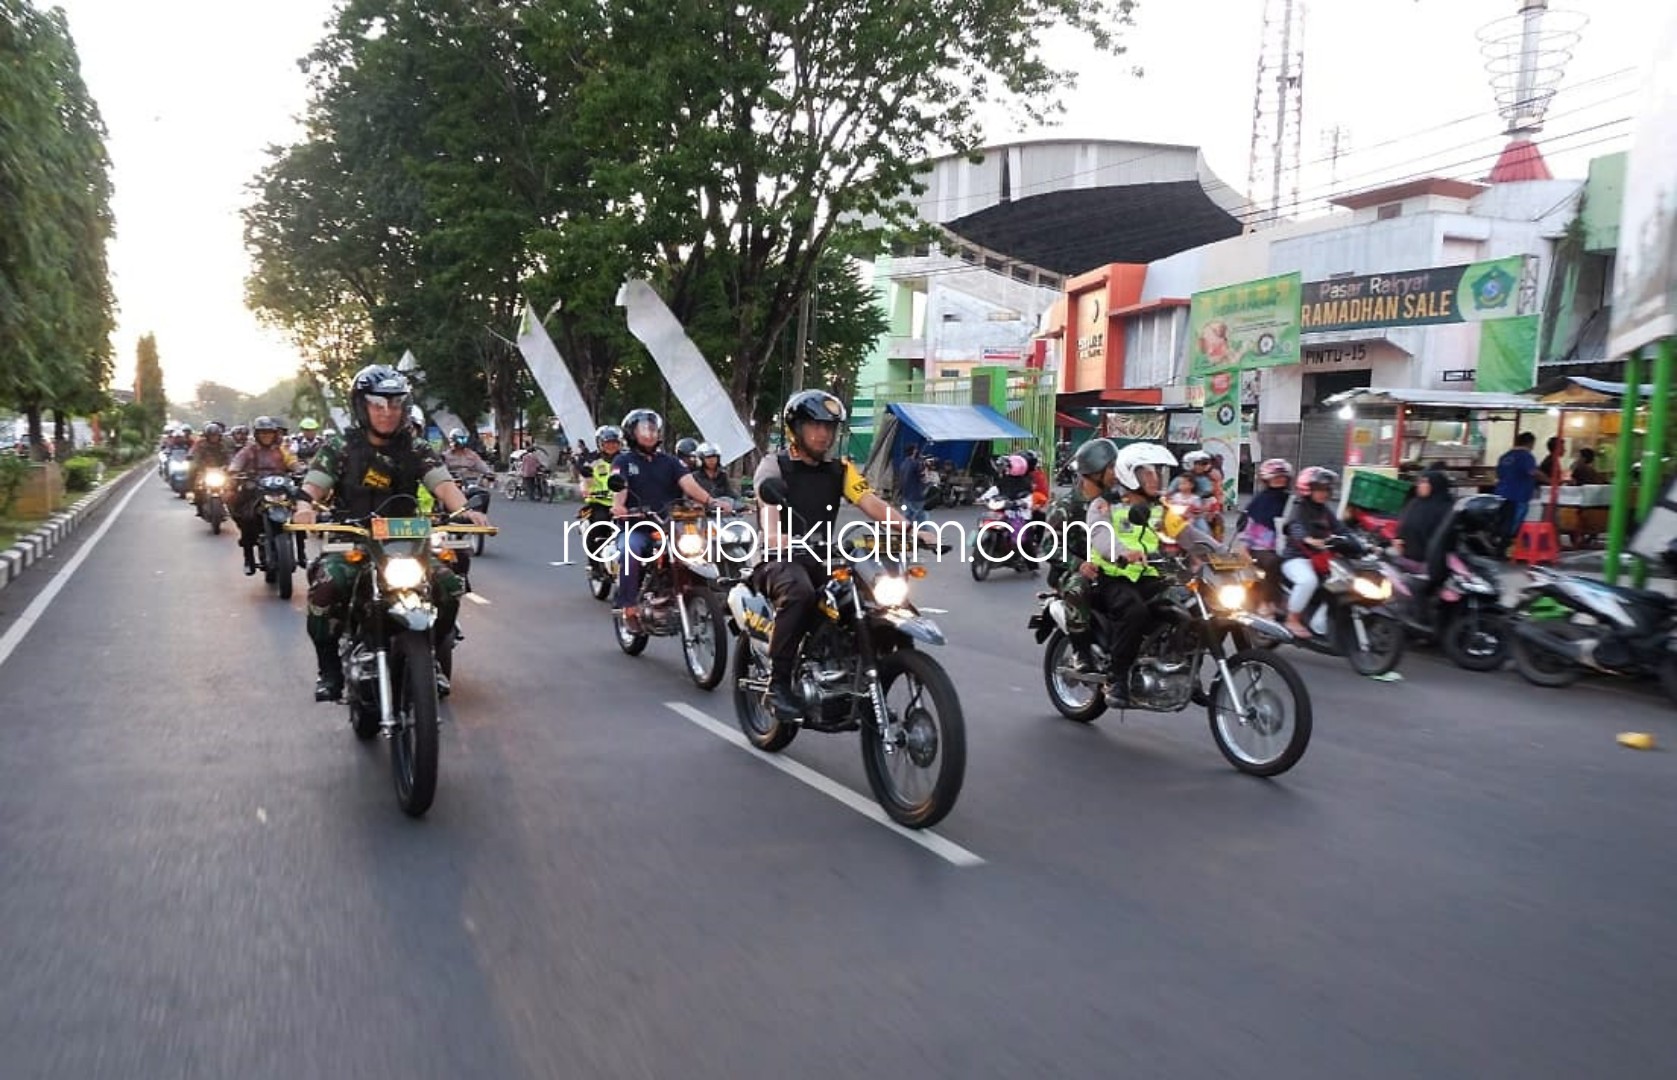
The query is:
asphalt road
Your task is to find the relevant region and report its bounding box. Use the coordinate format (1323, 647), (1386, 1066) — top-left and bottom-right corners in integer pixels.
(1, 472), (1674, 1079)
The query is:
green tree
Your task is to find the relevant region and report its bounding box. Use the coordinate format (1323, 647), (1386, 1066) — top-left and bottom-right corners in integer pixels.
(133, 332), (166, 433)
(0, 1), (117, 457)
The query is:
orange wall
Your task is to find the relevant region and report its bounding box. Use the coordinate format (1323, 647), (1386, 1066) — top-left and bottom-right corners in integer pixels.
(1062, 264), (1147, 392)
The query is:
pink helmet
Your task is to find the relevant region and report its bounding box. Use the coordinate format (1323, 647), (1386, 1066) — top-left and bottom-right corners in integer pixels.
(1004, 454), (1028, 477)
(1257, 458), (1294, 483)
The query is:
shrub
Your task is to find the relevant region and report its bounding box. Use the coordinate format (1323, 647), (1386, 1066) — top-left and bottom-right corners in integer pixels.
(62, 456), (102, 492)
(0, 454), (27, 515)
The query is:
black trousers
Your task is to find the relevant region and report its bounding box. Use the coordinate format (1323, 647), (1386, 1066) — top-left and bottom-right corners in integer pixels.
(1089, 574), (1167, 677)
(752, 559), (829, 674)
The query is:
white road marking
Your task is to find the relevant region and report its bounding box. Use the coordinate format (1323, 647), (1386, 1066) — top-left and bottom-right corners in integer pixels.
(464, 592), (492, 605)
(0, 476), (147, 672)
(663, 701), (984, 868)
(549, 560), (570, 567)
(256, 807), (268, 824)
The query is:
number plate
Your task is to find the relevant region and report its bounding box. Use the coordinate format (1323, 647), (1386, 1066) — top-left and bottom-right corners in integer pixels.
(372, 516), (431, 540)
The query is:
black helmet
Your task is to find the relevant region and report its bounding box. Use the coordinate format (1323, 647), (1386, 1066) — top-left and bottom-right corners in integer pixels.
(202, 422), (224, 439)
(1072, 438), (1117, 478)
(1454, 493), (1504, 533)
(621, 408), (663, 447)
(674, 437), (699, 460)
(595, 424), (622, 446)
(781, 390), (846, 460)
(349, 364), (412, 429)
(253, 415), (281, 433)
(230, 424), (250, 441)
(1021, 449), (1040, 472)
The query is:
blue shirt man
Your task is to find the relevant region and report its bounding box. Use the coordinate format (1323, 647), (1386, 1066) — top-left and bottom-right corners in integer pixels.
(1493, 430), (1540, 551)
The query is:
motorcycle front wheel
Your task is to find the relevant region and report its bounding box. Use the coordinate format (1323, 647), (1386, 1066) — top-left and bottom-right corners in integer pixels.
(1440, 605), (1507, 672)
(207, 496), (224, 534)
(588, 563), (613, 602)
(613, 608), (649, 656)
(681, 589), (728, 690)
(1508, 613), (1584, 688)
(861, 649), (966, 829)
(1041, 629), (1106, 723)
(390, 629), (439, 817)
(1337, 606), (1405, 676)
(732, 634), (797, 752)
(272, 525), (295, 600)
(1208, 649), (1312, 777)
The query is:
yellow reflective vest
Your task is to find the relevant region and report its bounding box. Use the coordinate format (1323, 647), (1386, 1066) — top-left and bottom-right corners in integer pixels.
(1088, 500), (1162, 581)
(584, 458), (614, 506)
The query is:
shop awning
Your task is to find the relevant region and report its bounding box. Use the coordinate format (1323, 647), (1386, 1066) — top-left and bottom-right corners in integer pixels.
(886, 402), (1034, 442)
(1054, 410), (1093, 430)
(1530, 375), (1651, 400)
(1322, 387), (1543, 411)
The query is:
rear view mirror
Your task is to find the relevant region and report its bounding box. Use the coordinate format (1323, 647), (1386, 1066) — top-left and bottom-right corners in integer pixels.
(1127, 503), (1152, 526)
(606, 474), (627, 492)
(757, 478), (790, 506)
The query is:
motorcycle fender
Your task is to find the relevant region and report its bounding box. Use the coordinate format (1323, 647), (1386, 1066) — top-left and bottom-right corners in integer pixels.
(688, 562), (720, 582)
(1229, 610), (1293, 643)
(389, 594), (436, 632)
(268, 506), (291, 524)
(880, 611), (946, 646)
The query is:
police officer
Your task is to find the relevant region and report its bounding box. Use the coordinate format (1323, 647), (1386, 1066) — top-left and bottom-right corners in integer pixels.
(187, 422), (232, 515)
(1082, 441), (1177, 708)
(580, 424), (622, 563)
(690, 442), (735, 500)
(752, 390), (934, 720)
(291, 365), (491, 701)
(1044, 438), (1117, 672)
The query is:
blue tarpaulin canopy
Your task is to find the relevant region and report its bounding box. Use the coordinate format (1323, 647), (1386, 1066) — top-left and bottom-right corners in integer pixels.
(886, 403), (1033, 442)
(860, 403), (1036, 495)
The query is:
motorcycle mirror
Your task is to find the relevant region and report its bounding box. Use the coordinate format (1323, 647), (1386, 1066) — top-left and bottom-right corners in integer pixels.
(606, 474), (627, 492)
(757, 478), (790, 506)
(1127, 503), (1152, 526)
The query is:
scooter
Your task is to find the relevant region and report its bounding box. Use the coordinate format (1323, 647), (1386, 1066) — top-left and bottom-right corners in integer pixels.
(1274, 535), (1407, 676)
(968, 486), (1039, 581)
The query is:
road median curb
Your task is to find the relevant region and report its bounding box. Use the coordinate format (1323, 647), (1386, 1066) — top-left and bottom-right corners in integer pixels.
(0, 464), (146, 594)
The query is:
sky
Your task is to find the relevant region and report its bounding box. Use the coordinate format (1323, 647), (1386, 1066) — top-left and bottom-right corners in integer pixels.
(51, 0), (1652, 399)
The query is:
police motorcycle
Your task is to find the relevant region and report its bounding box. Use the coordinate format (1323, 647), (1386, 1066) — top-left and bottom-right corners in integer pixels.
(727, 478), (966, 829)
(580, 505), (619, 601)
(1031, 505), (1313, 777)
(286, 500), (496, 817)
(1507, 540), (1677, 699)
(195, 466), (231, 534)
(451, 470), (495, 556)
(244, 471), (302, 600)
(606, 475), (730, 690)
(1374, 494), (1510, 672)
(969, 484), (1040, 581)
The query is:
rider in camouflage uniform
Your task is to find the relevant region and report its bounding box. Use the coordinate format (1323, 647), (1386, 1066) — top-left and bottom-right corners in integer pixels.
(1045, 438), (1120, 671)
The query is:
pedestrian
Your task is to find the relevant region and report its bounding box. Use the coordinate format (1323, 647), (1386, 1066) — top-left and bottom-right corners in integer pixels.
(896, 443), (927, 524)
(1493, 431), (1541, 556)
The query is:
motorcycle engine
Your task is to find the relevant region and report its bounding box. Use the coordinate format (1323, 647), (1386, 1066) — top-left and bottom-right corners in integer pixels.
(1128, 659), (1195, 710)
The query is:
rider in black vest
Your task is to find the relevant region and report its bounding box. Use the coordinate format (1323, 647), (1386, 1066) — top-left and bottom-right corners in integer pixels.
(751, 390), (933, 719)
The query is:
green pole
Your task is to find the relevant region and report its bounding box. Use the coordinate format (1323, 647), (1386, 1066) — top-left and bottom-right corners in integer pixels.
(1632, 340), (1674, 587)
(1603, 350), (1642, 585)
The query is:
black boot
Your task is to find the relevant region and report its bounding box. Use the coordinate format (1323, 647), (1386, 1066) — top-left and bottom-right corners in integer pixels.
(243, 545), (257, 576)
(767, 658), (802, 721)
(313, 639), (343, 702)
(1068, 631), (1098, 674)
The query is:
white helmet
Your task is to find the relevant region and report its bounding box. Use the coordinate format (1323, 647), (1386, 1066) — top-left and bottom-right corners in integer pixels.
(1114, 442), (1178, 491)
(1181, 450), (1212, 469)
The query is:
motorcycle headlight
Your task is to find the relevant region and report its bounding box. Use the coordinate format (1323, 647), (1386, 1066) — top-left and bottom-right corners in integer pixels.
(1352, 576), (1392, 602)
(204, 469), (225, 487)
(1216, 583), (1248, 611)
(675, 529), (707, 559)
(382, 556), (427, 590)
(872, 574), (910, 608)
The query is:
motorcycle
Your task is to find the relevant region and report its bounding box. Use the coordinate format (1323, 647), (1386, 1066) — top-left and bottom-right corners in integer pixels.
(728, 478), (965, 828)
(1508, 564), (1677, 698)
(453, 471), (494, 555)
(252, 473), (300, 599)
(606, 478), (730, 690)
(578, 502), (618, 601)
(969, 486), (1041, 581)
(1275, 534), (1407, 676)
(1379, 547), (1509, 672)
(1031, 507), (1313, 777)
(286, 507), (496, 817)
(165, 450), (191, 498)
(196, 466), (231, 534)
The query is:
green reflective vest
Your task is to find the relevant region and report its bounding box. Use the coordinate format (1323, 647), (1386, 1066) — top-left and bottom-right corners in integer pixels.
(1088, 500), (1162, 581)
(585, 458), (613, 506)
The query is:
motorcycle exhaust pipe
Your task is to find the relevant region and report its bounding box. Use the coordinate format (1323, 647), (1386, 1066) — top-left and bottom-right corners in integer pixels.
(1512, 620), (1599, 668)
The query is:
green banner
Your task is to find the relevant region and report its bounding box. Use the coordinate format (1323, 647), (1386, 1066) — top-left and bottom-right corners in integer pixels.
(1188, 272), (1303, 378)
(1299, 256), (1534, 333)
(1476, 313), (1540, 393)
(1200, 371), (1240, 509)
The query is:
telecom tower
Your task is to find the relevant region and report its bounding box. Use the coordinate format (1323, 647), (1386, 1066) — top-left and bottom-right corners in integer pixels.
(1246, 0), (1306, 229)
(1477, 0), (1586, 182)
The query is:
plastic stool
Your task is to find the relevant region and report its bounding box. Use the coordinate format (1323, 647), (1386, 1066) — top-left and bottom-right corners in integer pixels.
(1511, 521), (1559, 565)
